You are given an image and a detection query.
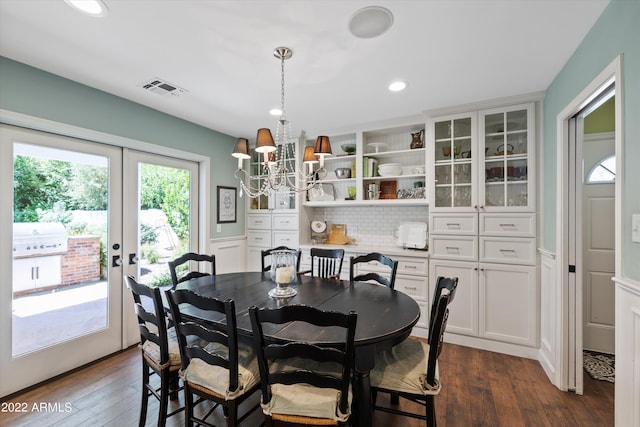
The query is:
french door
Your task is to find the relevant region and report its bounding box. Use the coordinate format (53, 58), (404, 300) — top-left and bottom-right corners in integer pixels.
(122, 150), (199, 347)
(0, 125), (123, 397)
(0, 125), (201, 396)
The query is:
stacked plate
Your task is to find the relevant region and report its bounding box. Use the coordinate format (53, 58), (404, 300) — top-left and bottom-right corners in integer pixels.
(378, 163), (402, 177)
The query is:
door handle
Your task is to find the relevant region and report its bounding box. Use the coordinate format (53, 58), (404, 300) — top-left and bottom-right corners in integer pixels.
(112, 255), (123, 267)
(128, 253), (139, 265)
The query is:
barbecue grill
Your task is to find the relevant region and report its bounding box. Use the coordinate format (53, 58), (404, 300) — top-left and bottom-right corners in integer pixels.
(13, 222), (68, 257)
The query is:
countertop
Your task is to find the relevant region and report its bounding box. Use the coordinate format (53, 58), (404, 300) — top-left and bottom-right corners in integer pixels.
(298, 242), (429, 259)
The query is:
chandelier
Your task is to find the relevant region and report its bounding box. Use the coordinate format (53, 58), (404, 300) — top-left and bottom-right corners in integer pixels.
(232, 47), (333, 199)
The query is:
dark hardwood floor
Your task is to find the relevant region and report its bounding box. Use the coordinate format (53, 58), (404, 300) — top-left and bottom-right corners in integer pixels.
(0, 341), (613, 427)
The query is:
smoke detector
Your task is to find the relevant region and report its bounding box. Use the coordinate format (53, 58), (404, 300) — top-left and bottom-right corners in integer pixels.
(138, 78), (187, 97)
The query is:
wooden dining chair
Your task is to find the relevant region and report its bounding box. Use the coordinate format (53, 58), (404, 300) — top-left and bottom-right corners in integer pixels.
(125, 275), (183, 427)
(300, 247), (345, 279)
(429, 276), (458, 333)
(164, 288), (261, 427)
(168, 252), (215, 289)
(261, 246), (301, 272)
(349, 252), (399, 289)
(249, 304), (357, 426)
(370, 285), (454, 427)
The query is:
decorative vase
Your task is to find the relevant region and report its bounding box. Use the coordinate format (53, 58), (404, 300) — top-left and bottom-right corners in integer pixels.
(268, 249), (298, 298)
(410, 129), (425, 149)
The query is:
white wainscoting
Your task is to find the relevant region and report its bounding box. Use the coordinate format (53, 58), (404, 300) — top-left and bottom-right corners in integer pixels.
(615, 277), (640, 427)
(210, 236), (247, 273)
(538, 249), (562, 389)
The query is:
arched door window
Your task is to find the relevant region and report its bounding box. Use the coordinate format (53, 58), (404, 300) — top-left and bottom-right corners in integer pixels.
(586, 154), (615, 183)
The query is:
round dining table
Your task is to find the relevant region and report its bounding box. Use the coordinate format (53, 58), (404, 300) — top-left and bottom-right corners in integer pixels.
(171, 271), (421, 427)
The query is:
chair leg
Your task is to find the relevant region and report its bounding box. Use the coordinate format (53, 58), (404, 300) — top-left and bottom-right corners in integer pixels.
(139, 359), (150, 427)
(158, 370), (170, 427)
(425, 395), (436, 427)
(169, 373), (180, 401)
(390, 392), (400, 405)
(184, 386), (194, 427)
(225, 401), (237, 427)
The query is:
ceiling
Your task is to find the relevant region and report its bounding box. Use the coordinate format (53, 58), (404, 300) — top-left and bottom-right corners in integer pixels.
(0, 0), (609, 140)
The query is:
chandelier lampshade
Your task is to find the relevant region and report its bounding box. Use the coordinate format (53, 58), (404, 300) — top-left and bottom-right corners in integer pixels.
(232, 47), (332, 199)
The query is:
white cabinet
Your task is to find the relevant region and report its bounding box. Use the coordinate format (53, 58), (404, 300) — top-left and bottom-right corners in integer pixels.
(247, 212), (300, 272)
(428, 101), (538, 352)
(429, 103), (535, 212)
(13, 255), (62, 292)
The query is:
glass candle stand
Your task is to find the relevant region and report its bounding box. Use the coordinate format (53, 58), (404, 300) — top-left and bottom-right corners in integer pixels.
(268, 249), (298, 298)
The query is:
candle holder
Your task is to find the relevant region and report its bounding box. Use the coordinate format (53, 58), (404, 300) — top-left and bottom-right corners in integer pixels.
(268, 249), (298, 298)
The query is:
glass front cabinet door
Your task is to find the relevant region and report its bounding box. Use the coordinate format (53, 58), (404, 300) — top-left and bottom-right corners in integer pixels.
(432, 113), (477, 211)
(479, 103), (535, 211)
(430, 103), (535, 212)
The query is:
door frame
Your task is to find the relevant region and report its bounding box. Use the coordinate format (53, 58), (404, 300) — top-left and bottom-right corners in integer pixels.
(555, 55), (624, 393)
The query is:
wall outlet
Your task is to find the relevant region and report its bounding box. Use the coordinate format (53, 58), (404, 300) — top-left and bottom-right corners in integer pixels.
(217, 224), (222, 233)
(633, 214), (640, 243)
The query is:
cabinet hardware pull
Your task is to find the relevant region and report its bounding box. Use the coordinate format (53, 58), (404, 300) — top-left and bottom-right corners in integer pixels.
(500, 249), (517, 253)
(499, 223), (516, 228)
(446, 223), (461, 229)
(404, 265), (417, 269)
(405, 286), (417, 291)
(474, 267), (478, 271)
(445, 247), (460, 253)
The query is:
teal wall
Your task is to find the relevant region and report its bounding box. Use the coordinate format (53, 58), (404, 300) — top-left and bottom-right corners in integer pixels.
(542, 0), (640, 279)
(0, 56), (245, 240)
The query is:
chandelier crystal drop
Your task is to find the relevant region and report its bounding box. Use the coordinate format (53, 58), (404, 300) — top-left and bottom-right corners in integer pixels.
(232, 47), (332, 199)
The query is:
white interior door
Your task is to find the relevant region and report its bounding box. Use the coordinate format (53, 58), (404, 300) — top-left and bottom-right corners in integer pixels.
(122, 149), (200, 347)
(582, 133), (615, 354)
(0, 125), (123, 397)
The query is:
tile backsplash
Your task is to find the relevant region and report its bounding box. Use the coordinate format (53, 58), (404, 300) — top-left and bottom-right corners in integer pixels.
(311, 205), (429, 247)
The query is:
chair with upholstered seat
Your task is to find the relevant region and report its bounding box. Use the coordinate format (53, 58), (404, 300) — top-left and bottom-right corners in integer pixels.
(370, 279), (456, 426)
(299, 248), (345, 279)
(168, 252), (216, 288)
(261, 246), (301, 272)
(349, 252), (399, 289)
(429, 276), (458, 333)
(249, 304), (357, 426)
(164, 288), (260, 427)
(125, 275), (183, 427)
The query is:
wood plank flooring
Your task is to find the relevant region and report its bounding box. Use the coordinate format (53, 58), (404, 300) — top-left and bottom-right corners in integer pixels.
(0, 341), (613, 427)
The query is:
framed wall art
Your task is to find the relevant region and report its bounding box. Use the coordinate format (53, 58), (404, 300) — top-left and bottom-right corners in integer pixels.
(217, 186), (237, 223)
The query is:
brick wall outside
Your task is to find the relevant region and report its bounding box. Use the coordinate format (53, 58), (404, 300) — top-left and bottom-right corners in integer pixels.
(61, 236), (101, 286)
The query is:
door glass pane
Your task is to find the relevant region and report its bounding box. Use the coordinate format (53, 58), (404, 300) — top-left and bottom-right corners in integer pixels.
(137, 163), (191, 287)
(12, 143), (109, 356)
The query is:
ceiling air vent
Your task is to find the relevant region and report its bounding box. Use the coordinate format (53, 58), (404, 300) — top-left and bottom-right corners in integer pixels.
(138, 77), (187, 97)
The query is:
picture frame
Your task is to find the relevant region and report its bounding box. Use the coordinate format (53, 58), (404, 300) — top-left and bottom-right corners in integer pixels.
(217, 186), (237, 223)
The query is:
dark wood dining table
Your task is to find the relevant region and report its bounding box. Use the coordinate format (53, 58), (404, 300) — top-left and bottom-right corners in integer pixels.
(170, 271), (420, 427)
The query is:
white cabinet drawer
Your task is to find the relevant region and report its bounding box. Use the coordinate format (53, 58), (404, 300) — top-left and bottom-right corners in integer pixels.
(273, 231), (298, 247)
(430, 213), (477, 235)
(480, 237), (536, 265)
(247, 230), (271, 247)
(480, 213), (536, 237)
(430, 236), (478, 261)
(396, 257), (429, 276)
(272, 213), (298, 230)
(247, 214), (271, 230)
(395, 274), (428, 301)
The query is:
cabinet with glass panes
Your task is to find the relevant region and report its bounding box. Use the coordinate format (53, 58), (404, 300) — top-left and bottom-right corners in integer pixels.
(429, 102), (535, 212)
(247, 141), (298, 211)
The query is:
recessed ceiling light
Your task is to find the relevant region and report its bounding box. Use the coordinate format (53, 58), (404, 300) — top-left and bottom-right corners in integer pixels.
(64, 0), (109, 17)
(388, 81), (407, 92)
(349, 6), (394, 39)
(269, 108), (282, 116)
